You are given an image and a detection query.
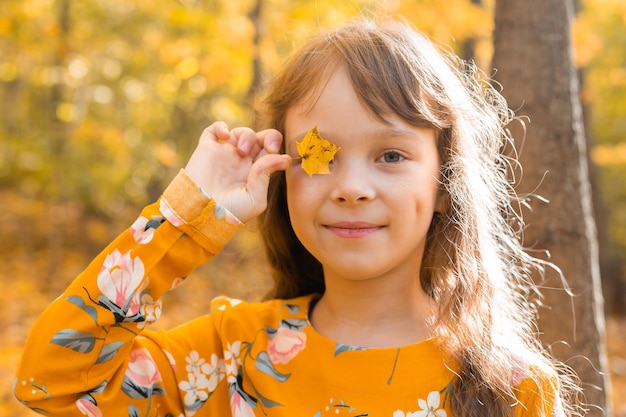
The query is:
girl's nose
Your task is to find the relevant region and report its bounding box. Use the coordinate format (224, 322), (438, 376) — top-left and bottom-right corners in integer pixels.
(329, 160), (376, 204)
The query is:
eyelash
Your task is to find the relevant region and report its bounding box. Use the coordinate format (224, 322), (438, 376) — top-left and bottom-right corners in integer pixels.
(378, 150), (405, 163)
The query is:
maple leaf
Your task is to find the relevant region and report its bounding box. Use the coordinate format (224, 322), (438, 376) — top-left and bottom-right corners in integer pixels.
(296, 126), (340, 177)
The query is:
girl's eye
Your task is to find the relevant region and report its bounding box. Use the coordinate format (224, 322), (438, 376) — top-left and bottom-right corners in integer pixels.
(379, 150), (404, 163)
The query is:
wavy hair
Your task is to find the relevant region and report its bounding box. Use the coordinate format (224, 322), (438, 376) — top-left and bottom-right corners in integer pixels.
(257, 16), (580, 417)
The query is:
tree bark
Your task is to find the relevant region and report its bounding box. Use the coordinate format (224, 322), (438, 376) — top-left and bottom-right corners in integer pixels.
(248, 0), (265, 128)
(491, 0), (611, 415)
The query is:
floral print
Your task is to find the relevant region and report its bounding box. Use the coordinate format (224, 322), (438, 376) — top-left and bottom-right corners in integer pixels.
(224, 341), (242, 383)
(179, 351), (226, 413)
(125, 348), (163, 391)
(96, 249), (146, 322)
(394, 391), (447, 417)
(137, 293), (162, 329)
(314, 397), (369, 416)
(416, 391), (447, 417)
(230, 390), (256, 417)
(267, 327), (307, 364)
(219, 304), (309, 413)
(76, 397), (102, 417)
(75, 382), (107, 417)
(130, 215), (164, 244)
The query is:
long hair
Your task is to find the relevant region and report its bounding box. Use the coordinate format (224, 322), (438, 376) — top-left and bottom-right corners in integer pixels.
(258, 17), (580, 417)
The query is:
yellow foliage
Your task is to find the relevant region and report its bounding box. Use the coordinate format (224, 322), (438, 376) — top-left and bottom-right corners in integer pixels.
(0, 62), (18, 82)
(154, 142), (180, 168)
(156, 74), (181, 103)
(55, 102), (76, 123)
(0, 17), (13, 34)
(592, 143), (626, 166)
(572, 13), (604, 67)
(19, 0), (53, 19)
(175, 56), (200, 80)
(159, 39), (197, 66)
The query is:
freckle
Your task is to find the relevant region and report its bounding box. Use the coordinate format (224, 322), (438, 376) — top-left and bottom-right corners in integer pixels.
(31, 390), (36, 395)
(21, 381), (26, 386)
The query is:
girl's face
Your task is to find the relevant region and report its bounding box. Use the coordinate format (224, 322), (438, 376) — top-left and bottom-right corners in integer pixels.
(284, 66), (443, 285)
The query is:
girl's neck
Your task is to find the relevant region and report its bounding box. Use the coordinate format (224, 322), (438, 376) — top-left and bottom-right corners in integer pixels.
(309, 275), (435, 348)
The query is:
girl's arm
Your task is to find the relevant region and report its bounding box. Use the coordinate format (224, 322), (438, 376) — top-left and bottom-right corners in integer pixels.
(14, 122), (291, 415)
(14, 170), (241, 415)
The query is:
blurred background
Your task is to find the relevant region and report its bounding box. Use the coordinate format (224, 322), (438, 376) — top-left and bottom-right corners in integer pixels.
(0, 0), (624, 415)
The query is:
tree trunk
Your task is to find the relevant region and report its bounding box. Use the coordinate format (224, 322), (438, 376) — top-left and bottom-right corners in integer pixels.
(248, 0), (264, 128)
(491, 0), (611, 415)
(44, 0), (72, 294)
(461, 0), (483, 63)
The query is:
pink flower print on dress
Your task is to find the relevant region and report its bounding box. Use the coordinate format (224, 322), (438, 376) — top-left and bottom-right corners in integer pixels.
(121, 348), (166, 400)
(129, 215), (163, 244)
(230, 390), (256, 417)
(126, 348), (163, 388)
(96, 249), (145, 322)
(267, 327), (307, 365)
(75, 398), (102, 417)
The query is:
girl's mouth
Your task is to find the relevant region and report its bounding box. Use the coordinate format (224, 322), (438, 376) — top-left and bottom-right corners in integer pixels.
(324, 222), (384, 238)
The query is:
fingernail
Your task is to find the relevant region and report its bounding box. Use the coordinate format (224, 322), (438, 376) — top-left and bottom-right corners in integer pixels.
(239, 141), (251, 153)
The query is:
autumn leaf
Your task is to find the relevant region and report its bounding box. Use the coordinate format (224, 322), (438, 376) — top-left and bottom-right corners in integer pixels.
(296, 126), (340, 177)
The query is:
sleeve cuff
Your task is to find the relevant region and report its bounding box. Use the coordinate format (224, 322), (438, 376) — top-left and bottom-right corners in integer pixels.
(160, 169), (244, 253)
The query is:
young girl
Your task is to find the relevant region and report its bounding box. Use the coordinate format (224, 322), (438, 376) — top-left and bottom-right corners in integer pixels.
(15, 17), (580, 417)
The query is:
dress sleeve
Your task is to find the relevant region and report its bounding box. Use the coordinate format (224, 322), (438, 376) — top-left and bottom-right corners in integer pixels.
(14, 169), (243, 416)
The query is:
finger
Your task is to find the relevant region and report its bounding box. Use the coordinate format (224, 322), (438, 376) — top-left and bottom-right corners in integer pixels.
(200, 121), (230, 145)
(256, 129), (283, 154)
(245, 154), (291, 219)
(231, 127), (259, 156)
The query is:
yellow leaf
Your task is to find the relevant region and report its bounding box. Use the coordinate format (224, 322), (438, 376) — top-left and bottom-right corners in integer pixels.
(296, 126), (340, 177)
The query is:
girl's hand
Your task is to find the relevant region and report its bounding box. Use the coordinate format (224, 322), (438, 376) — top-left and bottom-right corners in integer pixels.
(184, 121), (291, 223)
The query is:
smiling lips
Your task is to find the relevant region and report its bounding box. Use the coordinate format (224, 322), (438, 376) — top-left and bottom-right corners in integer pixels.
(324, 222), (384, 238)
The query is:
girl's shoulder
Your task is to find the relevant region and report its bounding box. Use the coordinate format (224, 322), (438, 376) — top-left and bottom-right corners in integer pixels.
(208, 294), (315, 333)
(209, 294), (314, 313)
(512, 361), (563, 417)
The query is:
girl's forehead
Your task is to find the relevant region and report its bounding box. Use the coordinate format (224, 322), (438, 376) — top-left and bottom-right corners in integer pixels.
(289, 65), (343, 115)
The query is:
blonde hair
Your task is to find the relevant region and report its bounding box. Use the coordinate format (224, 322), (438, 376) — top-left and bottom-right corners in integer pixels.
(258, 16), (580, 417)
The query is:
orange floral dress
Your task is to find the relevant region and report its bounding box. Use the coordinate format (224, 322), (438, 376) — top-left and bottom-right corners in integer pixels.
(14, 170), (561, 417)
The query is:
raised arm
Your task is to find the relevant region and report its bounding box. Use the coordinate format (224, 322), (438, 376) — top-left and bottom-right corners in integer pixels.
(14, 122), (290, 416)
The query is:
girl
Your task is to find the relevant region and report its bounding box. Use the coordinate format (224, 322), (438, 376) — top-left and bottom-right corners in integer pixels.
(15, 17), (580, 417)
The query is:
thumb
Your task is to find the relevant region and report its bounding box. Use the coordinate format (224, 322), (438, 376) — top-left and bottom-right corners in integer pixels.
(247, 154), (291, 210)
